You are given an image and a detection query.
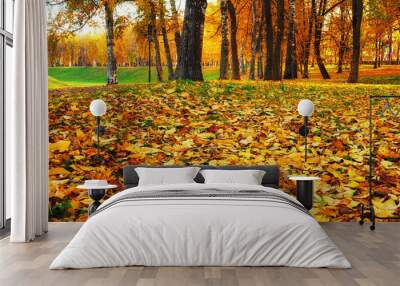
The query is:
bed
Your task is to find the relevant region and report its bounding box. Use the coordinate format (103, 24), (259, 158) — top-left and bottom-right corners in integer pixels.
(50, 165), (351, 269)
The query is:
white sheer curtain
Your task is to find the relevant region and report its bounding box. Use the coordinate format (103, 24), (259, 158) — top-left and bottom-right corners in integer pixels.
(8, 0), (48, 242)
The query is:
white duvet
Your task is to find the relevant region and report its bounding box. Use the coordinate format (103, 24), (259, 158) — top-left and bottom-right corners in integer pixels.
(50, 183), (351, 269)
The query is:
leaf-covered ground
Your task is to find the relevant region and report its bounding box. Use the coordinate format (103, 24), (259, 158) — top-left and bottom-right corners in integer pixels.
(49, 80), (400, 222)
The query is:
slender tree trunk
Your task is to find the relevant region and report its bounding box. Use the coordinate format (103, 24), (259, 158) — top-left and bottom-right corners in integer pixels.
(378, 40), (382, 67)
(150, 2), (163, 81)
(227, 0), (240, 80)
(388, 27), (393, 64)
(263, 0), (274, 80)
(104, 2), (117, 84)
(374, 35), (378, 68)
(314, 0), (330, 79)
(169, 0), (181, 74)
(337, 3), (346, 73)
(303, 0), (315, 78)
(284, 0), (296, 79)
(293, 32), (298, 77)
(378, 40), (381, 67)
(176, 0), (207, 81)
(348, 0), (363, 83)
(152, 29), (163, 81)
(249, 0), (257, 80)
(240, 44), (246, 74)
(272, 0), (284, 80)
(220, 0), (229, 80)
(159, 0), (174, 79)
(397, 41), (400, 64)
(257, 21), (263, 79)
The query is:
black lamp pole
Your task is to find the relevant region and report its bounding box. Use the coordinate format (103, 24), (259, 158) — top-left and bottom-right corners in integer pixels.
(299, 116), (309, 163)
(94, 116), (105, 163)
(304, 116), (308, 162)
(95, 116), (101, 158)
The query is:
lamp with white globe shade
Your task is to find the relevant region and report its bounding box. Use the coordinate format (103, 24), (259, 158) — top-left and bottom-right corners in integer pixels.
(90, 99), (107, 117)
(89, 99), (107, 163)
(297, 99), (315, 163)
(297, 99), (314, 117)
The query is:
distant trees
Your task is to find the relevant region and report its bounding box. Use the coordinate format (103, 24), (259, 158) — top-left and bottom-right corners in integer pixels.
(47, 0), (398, 84)
(48, 0), (130, 84)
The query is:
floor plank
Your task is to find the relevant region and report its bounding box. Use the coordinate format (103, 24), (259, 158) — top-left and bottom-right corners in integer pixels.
(0, 222), (398, 286)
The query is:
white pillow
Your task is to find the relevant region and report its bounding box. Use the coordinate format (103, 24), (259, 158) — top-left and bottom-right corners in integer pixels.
(135, 167), (201, 186)
(200, 169), (266, 185)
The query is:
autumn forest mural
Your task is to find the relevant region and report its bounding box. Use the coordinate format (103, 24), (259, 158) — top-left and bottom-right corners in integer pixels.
(47, 0), (400, 221)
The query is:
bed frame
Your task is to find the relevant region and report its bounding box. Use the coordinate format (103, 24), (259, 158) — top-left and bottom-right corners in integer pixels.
(123, 165), (280, 189)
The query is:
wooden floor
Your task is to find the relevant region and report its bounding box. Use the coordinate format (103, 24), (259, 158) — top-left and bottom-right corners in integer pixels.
(0, 222), (399, 286)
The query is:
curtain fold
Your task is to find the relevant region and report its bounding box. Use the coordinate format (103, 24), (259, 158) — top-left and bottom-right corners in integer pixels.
(9, 0), (48, 242)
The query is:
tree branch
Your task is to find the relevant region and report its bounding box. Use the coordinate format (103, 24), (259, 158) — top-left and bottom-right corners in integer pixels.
(323, 0), (347, 16)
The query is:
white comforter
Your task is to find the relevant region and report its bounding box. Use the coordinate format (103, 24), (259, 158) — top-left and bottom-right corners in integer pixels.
(50, 183), (351, 269)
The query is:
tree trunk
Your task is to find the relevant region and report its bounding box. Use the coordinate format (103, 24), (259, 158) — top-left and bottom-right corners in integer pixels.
(159, 0), (174, 80)
(272, 0), (284, 80)
(337, 3), (346, 73)
(303, 0), (315, 78)
(314, 0), (330, 79)
(293, 32), (298, 77)
(220, 0), (229, 80)
(377, 40), (381, 67)
(397, 41), (400, 65)
(104, 2), (118, 84)
(263, 0), (274, 80)
(240, 44), (246, 74)
(249, 0), (257, 80)
(373, 35), (378, 68)
(348, 0), (363, 83)
(176, 0), (208, 81)
(388, 27), (392, 64)
(257, 21), (264, 79)
(169, 0), (181, 74)
(284, 0), (296, 79)
(227, 0), (240, 80)
(150, 2), (163, 81)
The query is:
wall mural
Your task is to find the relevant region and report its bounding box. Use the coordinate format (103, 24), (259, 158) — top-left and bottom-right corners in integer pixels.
(48, 82), (400, 221)
(46, 1), (400, 221)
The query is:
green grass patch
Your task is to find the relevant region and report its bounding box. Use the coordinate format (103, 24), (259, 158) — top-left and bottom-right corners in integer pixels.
(48, 66), (220, 89)
(359, 75), (400, 85)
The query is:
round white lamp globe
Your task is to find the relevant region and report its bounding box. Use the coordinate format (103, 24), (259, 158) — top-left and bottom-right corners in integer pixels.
(297, 99), (314, 117)
(90, 99), (107, 117)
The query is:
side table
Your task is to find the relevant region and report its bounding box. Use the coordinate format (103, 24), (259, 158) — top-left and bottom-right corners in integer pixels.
(289, 176), (320, 210)
(77, 184), (117, 215)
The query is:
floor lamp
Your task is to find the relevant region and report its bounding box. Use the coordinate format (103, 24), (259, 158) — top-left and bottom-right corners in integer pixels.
(297, 99), (315, 163)
(89, 99), (107, 163)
